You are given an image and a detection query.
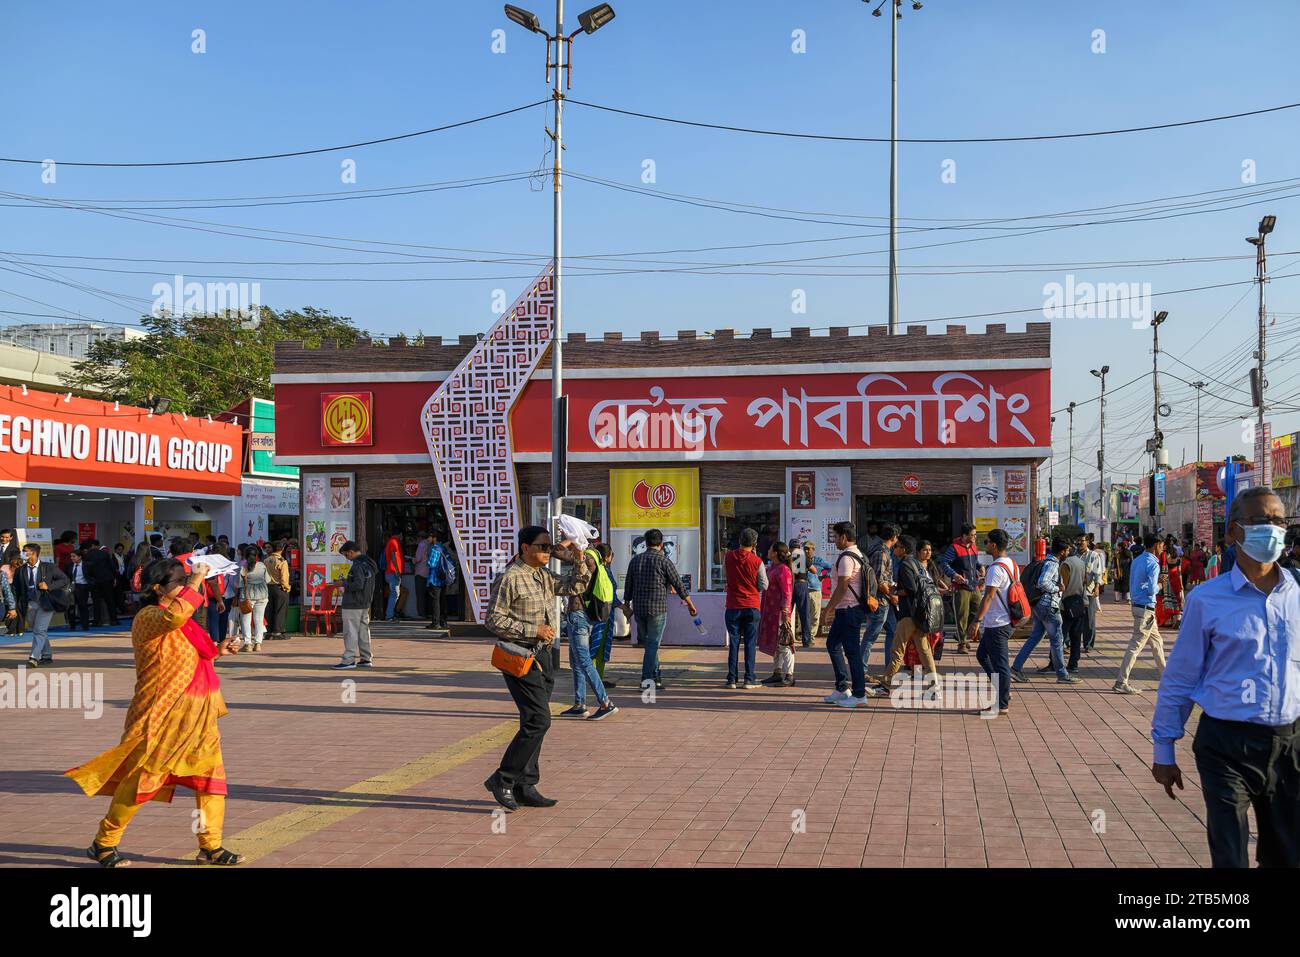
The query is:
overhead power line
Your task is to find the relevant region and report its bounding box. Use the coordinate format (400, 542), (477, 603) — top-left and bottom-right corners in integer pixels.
(566, 98), (1300, 144)
(0, 101), (548, 168)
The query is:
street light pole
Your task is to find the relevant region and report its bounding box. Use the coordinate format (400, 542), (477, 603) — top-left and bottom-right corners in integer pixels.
(1091, 366), (1109, 538)
(1151, 310), (1168, 472)
(871, 0), (923, 334)
(1067, 401), (1075, 523)
(1191, 380), (1207, 462)
(1247, 215), (1277, 476)
(503, 3), (616, 541)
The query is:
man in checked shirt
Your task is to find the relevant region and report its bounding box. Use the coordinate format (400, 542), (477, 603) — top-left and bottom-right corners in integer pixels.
(483, 525), (594, 813)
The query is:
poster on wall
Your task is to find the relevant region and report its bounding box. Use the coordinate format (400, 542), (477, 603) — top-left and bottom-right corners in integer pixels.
(17, 528), (53, 562)
(610, 467), (699, 529)
(302, 472), (354, 601)
(971, 466), (1031, 565)
(236, 477), (299, 545)
(784, 467), (851, 561)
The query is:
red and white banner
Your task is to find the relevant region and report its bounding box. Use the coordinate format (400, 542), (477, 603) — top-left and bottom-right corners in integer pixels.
(275, 366), (1049, 463)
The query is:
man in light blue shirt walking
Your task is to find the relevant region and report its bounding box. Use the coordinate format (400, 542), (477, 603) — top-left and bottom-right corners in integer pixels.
(1114, 533), (1165, 694)
(1011, 538), (1079, 684)
(1151, 487), (1300, 868)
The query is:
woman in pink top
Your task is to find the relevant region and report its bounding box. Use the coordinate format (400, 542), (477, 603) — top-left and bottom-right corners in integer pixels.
(759, 542), (797, 686)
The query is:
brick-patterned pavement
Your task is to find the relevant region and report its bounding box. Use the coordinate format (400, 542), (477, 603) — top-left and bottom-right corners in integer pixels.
(0, 599), (1215, 868)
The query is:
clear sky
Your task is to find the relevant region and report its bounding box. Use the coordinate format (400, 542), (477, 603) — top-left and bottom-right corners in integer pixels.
(2, 0), (1298, 491)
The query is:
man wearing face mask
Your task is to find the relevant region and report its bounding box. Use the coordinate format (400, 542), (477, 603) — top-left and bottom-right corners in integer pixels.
(1150, 487), (1300, 868)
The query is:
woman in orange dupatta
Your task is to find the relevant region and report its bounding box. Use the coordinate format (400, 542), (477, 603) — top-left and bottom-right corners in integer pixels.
(67, 557), (244, 867)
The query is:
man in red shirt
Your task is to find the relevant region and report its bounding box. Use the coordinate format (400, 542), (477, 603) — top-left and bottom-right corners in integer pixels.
(383, 532), (405, 621)
(724, 528), (768, 689)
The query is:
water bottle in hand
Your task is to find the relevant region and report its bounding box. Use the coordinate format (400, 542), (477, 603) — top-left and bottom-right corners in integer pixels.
(693, 616), (708, 638)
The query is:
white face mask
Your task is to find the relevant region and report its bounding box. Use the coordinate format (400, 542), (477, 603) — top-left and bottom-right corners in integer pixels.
(1236, 523), (1287, 565)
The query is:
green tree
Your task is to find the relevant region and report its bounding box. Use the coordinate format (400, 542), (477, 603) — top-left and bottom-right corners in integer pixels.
(63, 307), (361, 415)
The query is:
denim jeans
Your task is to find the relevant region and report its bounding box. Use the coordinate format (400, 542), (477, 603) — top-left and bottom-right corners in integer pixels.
(858, 602), (889, 674)
(826, 605), (866, 698)
(26, 605), (54, 660)
(384, 572), (402, 619)
(1061, 594), (1086, 670)
(1013, 599), (1068, 678)
(635, 612), (668, 684)
(977, 623), (1012, 710)
(566, 610), (608, 707)
(724, 607), (760, 684)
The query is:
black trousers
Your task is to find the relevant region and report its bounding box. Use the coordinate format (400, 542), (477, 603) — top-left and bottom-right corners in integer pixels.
(91, 582), (116, 626)
(266, 586), (288, 635)
(426, 584), (445, 627)
(496, 645), (554, 789)
(73, 583), (92, 630)
(1061, 594), (1086, 670)
(1193, 714), (1300, 868)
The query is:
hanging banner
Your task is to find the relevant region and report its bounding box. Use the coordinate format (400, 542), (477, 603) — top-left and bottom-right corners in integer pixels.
(785, 467), (851, 559)
(610, 467), (700, 530)
(972, 465), (1031, 565)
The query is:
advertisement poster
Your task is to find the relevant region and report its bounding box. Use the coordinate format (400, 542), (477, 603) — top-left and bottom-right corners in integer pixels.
(306, 520), (328, 554)
(1113, 484), (1139, 522)
(784, 467), (851, 560)
(302, 472), (355, 602)
(1154, 472), (1166, 515)
(305, 563), (327, 591)
(236, 477), (299, 545)
(78, 522), (96, 544)
(610, 467), (700, 529)
(790, 471), (816, 509)
(971, 466), (1031, 565)
(1271, 432), (1296, 489)
(1195, 499), (1215, 547)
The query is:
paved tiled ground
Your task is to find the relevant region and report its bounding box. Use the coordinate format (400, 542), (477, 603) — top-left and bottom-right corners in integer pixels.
(1, 601), (1216, 867)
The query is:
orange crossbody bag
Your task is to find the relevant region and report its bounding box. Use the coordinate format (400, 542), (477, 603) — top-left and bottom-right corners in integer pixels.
(491, 639), (540, 677)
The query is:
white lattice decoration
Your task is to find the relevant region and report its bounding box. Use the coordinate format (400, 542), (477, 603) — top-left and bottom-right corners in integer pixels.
(421, 265), (554, 623)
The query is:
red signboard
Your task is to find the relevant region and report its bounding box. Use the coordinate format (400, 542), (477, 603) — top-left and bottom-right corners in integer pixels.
(0, 386), (242, 496)
(78, 522), (96, 543)
(902, 474), (921, 494)
(404, 480), (420, 497)
(275, 367), (1050, 459)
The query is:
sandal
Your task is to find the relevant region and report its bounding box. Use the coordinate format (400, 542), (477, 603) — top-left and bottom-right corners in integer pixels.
(196, 846), (244, 866)
(87, 841), (130, 868)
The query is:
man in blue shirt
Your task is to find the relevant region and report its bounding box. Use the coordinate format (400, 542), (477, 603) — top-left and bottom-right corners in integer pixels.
(1011, 538), (1079, 684)
(1113, 533), (1166, 694)
(1151, 487), (1300, 868)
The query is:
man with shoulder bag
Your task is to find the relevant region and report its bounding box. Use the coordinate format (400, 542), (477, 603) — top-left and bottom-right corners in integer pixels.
(14, 543), (71, 667)
(483, 526), (593, 812)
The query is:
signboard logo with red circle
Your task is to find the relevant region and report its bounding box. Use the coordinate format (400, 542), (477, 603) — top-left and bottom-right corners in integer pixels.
(633, 479), (676, 510)
(902, 474), (922, 494)
(404, 480), (420, 497)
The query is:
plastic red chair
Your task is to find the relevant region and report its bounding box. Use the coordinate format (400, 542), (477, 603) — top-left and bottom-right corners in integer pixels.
(304, 584), (343, 635)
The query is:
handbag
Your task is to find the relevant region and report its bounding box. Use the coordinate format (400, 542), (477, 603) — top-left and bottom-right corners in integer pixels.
(777, 609), (797, 648)
(491, 638), (540, 677)
(239, 599), (253, 614)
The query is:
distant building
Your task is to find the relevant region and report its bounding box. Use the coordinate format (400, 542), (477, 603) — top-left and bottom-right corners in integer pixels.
(0, 322), (144, 360)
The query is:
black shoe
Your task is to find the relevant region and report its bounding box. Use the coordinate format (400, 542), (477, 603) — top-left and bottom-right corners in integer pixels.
(588, 702), (618, 721)
(484, 775), (518, 812)
(781, 676), (796, 687)
(515, 785), (558, 808)
(603, 678), (617, 688)
(40, 656), (53, 664)
(357, 660), (373, 668)
(560, 704), (589, 718)
(760, 673), (784, 686)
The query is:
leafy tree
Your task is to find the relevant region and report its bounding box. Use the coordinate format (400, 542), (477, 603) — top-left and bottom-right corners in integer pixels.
(63, 307), (361, 416)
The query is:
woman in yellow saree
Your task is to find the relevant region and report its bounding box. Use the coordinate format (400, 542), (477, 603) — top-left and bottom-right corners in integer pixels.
(67, 557), (244, 867)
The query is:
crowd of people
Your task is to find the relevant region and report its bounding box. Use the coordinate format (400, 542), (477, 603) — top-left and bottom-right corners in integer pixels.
(4, 528), (293, 668)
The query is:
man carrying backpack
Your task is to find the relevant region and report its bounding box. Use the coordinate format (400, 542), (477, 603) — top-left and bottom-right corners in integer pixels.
(821, 522), (878, 708)
(1010, 538), (1081, 685)
(559, 546), (618, 721)
(879, 535), (941, 695)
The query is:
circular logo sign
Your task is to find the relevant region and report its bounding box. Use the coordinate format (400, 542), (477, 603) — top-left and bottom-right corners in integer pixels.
(323, 394), (370, 445)
(632, 479), (677, 511)
(902, 474), (921, 494)
(403, 480), (420, 497)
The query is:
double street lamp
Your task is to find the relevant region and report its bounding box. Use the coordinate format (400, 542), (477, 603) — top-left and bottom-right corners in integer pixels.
(503, 2), (616, 540)
(868, 0), (925, 334)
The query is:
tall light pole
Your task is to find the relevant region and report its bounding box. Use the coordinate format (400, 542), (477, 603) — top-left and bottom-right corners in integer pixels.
(1091, 366), (1109, 537)
(1067, 401), (1075, 523)
(1247, 214), (1276, 477)
(1191, 380), (1208, 461)
(504, 2), (616, 539)
(1049, 414), (1056, 514)
(870, 0), (923, 334)
(1150, 310), (1168, 472)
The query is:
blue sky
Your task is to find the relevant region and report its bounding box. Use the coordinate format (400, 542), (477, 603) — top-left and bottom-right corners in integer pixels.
(2, 0), (1299, 488)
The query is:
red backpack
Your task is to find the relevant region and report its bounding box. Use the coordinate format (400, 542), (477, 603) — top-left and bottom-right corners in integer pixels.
(1000, 558), (1031, 624)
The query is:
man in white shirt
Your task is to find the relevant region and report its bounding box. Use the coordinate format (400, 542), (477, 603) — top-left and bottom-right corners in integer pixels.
(966, 528), (1016, 716)
(1082, 534), (1107, 651)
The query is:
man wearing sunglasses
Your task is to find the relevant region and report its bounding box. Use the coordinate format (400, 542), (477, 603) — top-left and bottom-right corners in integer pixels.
(483, 525), (594, 813)
(1151, 486), (1300, 867)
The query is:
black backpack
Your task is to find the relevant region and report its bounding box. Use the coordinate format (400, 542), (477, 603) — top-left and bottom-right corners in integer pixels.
(1021, 558), (1046, 607)
(836, 549), (879, 611)
(906, 558), (945, 633)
